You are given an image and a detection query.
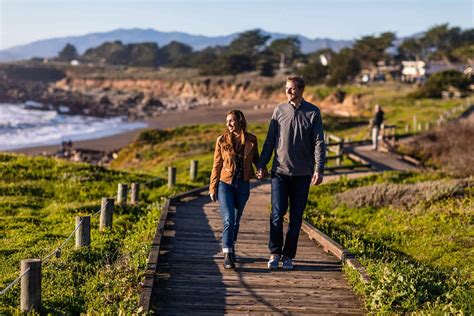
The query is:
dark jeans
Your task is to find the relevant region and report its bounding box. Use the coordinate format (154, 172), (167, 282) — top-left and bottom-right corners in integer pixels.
(218, 178), (250, 252)
(269, 172), (311, 258)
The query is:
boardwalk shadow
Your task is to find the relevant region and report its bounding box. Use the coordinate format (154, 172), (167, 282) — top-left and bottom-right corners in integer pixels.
(152, 194), (226, 315)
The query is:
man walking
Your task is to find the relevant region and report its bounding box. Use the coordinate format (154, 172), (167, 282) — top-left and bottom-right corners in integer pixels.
(371, 104), (384, 151)
(257, 75), (325, 270)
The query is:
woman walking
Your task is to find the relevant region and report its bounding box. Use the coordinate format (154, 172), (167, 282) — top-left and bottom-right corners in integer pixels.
(209, 110), (260, 269)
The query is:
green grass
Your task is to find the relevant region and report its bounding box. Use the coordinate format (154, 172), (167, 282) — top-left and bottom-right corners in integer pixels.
(305, 171), (473, 313)
(0, 153), (196, 313)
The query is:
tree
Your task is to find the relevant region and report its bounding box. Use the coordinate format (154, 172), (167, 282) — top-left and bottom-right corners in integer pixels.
(58, 43), (78, 61)
(128, 43), (160, 67)
(353, 32), (395, 67)
(82, 41), (129, 65)
(159, 41), (193, 67)
(327, 48), (361, 86)
(229, 29), (270, 57)
(398, 38), (423, 60)
(300, 62), (328, 85)
(268, 37), (302, 66)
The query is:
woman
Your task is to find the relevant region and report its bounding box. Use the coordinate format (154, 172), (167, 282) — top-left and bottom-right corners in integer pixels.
(209, 110), (260, 269)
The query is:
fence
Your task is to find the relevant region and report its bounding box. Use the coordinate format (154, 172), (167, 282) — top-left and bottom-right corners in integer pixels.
(0, 158), (204, 312)
(0, 182), (142, 312)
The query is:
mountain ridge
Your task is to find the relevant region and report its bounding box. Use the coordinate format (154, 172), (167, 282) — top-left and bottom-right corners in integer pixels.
(0, 28), (353, 62)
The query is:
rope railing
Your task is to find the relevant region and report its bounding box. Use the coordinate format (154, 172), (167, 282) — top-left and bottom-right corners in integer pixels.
(1, 162), (201, 312)
(0, 268), (31, 296)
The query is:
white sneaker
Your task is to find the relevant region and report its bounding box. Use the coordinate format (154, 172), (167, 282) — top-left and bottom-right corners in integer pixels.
(267, 254), (280, 269)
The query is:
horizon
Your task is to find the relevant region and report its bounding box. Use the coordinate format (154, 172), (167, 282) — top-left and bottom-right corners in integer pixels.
(1, 0), (472, 50)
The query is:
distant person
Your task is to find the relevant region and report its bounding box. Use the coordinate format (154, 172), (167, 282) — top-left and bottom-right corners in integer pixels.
(371, 104), (384, 150)
(256, 75), (326, 270)
(209, 110), (261, 269)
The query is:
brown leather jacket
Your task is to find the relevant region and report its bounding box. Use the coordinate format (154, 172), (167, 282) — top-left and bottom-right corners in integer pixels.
(209, 132), (259, 195)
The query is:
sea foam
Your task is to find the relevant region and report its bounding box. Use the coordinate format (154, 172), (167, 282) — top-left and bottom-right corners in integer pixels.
(0, 103), (147, 150)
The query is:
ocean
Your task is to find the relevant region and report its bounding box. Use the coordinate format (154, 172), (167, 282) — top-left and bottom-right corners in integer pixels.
(0, 102), (147, 151)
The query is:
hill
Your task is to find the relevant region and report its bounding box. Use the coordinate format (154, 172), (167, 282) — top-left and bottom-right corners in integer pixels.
(0, 28), (352, 62)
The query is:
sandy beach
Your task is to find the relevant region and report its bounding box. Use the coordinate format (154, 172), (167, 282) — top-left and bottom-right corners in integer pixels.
(11, 102), (275, 155)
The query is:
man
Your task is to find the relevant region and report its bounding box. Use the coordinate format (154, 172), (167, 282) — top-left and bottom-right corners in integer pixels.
(371, 104), (384, 150)
(256, 75), (325, 270)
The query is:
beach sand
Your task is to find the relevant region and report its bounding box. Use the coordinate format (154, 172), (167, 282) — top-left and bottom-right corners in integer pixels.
(12, 102), (275, 155)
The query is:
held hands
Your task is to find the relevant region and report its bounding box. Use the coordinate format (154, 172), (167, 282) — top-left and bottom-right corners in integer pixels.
(256, 168), (266, 180)
(311, 172), (324, 186)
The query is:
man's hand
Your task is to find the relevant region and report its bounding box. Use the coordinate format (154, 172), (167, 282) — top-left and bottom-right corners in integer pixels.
(210, 193), (217, 202)
(256, 168), (265, 180)
(311, 172), (323, 185)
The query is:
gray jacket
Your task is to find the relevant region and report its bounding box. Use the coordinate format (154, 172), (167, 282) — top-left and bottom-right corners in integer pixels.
(257, 100), (325, 176)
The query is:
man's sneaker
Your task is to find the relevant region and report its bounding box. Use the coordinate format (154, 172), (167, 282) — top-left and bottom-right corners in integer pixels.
(267, 254), (280, 269)
(281, 256), (294, 270)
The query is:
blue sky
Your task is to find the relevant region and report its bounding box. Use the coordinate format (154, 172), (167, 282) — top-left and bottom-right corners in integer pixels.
(0, 0), (472, 49)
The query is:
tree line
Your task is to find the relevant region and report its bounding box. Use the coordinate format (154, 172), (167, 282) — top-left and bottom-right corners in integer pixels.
(57, 24), (472, 86)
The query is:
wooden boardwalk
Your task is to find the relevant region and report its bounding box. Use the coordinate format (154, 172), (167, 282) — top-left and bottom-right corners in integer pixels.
(347, 145), (417, 172)
(151, 181), (364, 315)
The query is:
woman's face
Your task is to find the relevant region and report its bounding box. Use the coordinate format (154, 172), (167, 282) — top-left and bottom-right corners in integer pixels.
(226, 114), (240, 134)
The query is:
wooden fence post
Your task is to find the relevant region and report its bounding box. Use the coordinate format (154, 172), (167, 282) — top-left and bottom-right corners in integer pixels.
(190, 160), (198, 181)
(75, 216), (90, 248)
(413, 115), (417, 132)
(130, 183), (140, 205)
(21, 259), (41, 312)
(336, 139), (344, 166)
(100, 198), (114, 230)
(117, 183), (128, 205)
(168, 167), (176, 188)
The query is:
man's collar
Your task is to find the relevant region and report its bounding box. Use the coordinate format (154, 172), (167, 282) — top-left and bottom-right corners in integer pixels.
(289, 98), (304, 108)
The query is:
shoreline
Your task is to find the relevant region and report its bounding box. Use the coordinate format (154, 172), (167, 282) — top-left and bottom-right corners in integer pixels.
(8, 102), (274, 155)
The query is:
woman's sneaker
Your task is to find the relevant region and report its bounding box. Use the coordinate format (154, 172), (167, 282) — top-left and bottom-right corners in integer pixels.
(281, 256), (294, 270)
(267, 254), (280, 269)
(223, 253), (235, 269)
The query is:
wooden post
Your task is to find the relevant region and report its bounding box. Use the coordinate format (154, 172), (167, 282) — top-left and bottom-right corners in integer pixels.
(405, 124), (409, 133)
(425, 122), (430, 131)
(100, 198), (114, 230)
(168, 167), (176, 188)
(75, 216), (90, 248)
(391, 126), (396, 147)
(413, 115), (417, 132)
(117, 183), (128, 205)
(21, 259), (41, 312)
(130, 183), (140, 205)
(417, 123), (422, 131)
(190, 160), (198, 181)
(336, 139), (344, 166)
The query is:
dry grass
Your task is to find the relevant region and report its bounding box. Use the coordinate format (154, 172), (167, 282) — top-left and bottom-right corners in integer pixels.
(399, 113), (474, 177)
(336, 178), (471, 210)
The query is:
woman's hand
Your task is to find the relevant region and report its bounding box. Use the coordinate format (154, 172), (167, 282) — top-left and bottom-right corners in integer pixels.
(210, 193), (218, 202)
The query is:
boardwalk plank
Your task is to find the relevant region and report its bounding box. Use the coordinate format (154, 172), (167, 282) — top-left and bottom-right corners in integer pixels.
(151, 181), (364, 314)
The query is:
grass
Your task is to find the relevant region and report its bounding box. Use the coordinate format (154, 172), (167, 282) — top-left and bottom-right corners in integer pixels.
(305, 171), (473, 313)
(0, 153), (195, 313)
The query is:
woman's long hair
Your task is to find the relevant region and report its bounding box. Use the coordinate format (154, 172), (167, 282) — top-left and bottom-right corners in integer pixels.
(220, 110), (247, 156)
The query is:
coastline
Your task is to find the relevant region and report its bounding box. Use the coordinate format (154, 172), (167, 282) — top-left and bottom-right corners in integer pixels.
(8, 102), (275, 155)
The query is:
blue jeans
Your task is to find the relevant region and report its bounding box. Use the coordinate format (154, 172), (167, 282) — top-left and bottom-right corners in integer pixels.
(269, 172), (311, 258)
(218, 178), (250, 252)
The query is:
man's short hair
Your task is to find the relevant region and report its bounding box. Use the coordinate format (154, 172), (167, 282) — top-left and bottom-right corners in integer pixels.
(286, 75), (305, 90)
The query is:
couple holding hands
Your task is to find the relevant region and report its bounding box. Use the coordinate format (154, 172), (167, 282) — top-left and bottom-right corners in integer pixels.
(209, 76), (326, 270)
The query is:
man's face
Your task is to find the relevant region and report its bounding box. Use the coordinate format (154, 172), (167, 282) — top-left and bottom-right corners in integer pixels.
(285, 81), (303, 103)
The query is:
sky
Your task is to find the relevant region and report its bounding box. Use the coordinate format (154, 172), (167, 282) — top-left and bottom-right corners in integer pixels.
(0, 0), (472, 50)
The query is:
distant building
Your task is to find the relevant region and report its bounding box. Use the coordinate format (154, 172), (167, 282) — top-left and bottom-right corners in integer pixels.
(401, 61), (426, 82)
(70, 60), (80, 66)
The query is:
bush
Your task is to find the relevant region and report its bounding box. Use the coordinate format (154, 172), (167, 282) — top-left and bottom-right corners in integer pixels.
(417, 70), (471, 98)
